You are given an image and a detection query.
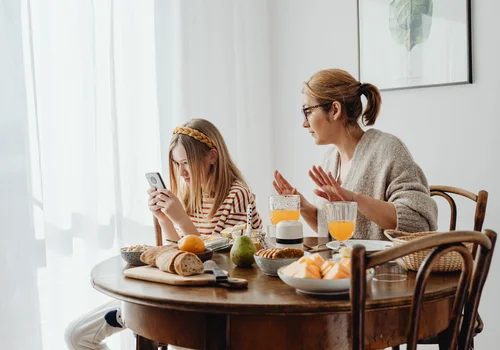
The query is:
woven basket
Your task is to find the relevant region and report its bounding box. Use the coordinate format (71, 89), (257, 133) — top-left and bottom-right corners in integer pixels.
(384, 230), (473, 272)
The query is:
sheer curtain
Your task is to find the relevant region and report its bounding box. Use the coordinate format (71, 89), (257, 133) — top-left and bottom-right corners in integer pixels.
(1, 0), (273, 349)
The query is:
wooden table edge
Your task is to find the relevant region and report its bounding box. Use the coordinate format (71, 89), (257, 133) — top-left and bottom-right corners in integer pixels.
(93, 279), (456, 315)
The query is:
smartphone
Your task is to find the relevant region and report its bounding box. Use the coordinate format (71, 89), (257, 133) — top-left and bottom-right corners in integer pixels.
(145, 172), (166, 189)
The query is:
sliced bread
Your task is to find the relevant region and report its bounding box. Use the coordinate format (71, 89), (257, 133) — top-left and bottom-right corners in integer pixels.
(140, 245), (176, 265)
(174, 252), (204, 276)
(156, 249), (185, 273)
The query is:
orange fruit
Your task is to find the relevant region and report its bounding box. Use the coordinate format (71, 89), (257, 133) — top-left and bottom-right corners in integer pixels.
(178, 235), (205, 253)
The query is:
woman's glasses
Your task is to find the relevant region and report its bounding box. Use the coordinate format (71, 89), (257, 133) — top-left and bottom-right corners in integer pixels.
(301, 102), (332, 122)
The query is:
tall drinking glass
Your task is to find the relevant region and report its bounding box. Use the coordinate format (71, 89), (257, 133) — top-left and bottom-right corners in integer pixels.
(324, 202), (357, 249)
(269, 195), (300, 225)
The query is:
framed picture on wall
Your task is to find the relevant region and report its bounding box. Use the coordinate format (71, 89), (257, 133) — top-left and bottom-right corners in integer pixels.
(358, 0), (472, 91)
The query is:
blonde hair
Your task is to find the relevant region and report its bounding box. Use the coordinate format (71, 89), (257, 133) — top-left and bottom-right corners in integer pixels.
(304, 69), (381, 127)
(169, 118), (248, 218)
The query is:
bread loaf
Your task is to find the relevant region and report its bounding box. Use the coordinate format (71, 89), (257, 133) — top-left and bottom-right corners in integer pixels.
(174, 252), (204, 276)
(156, 249), (185, 273)
(140, 245), (176, 265)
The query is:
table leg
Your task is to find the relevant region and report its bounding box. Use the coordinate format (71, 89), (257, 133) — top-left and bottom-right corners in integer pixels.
(205, 314), (228, 350)
(135, 334), (159, 350)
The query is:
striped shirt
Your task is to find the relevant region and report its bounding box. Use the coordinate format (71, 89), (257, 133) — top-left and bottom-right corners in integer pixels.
(189, 182), (263, 235)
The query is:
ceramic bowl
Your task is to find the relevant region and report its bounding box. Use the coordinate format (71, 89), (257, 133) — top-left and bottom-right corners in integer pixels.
(254, 255), (300, 277)
(120, 249), (147, 266)
(195, 248), (214, 262)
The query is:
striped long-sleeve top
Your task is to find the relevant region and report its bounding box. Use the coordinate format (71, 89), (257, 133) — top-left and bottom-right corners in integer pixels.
(189, 181), (263, 235)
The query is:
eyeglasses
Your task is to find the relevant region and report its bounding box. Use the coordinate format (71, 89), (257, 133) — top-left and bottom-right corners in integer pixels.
(301, 102), (332, 122)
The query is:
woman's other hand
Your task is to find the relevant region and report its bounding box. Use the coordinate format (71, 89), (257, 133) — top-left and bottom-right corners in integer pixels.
(309, 166), (357, 202)
(273, 170), (298, 195)
(273, 170), (314, 211)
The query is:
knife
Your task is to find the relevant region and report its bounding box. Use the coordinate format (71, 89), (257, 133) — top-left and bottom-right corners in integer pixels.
(203, 260), (248, 289)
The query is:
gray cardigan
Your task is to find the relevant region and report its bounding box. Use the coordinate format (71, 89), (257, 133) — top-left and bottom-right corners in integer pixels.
(316, 129), (438, 240)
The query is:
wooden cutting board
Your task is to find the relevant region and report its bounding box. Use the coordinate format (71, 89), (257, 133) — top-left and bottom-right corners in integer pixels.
(124, 266), (247, 288)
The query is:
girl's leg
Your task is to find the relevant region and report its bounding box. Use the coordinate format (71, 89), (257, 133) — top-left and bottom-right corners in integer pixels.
(64, 299), (125, 350)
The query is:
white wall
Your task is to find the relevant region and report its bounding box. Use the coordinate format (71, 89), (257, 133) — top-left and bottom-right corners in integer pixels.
(270, 1), (500, 348)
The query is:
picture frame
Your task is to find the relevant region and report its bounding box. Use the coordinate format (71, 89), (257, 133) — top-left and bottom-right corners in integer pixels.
(357, 0), (472, 91)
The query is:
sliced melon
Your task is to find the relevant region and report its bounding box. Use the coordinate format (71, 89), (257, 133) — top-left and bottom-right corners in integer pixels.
(281, 261), (302, 277)
(293, 263), (322, 279)
(323, 262), (350, 279)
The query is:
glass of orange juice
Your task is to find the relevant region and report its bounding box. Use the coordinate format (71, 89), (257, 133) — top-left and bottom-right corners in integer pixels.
(269, 195), (300, 225)
(324, 202), (357, 248)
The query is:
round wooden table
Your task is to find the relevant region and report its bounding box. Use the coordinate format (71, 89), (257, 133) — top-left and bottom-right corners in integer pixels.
(92, 238), (459, 350)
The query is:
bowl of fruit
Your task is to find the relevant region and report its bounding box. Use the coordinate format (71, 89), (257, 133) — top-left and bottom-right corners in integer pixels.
(177, 235), (214, 262)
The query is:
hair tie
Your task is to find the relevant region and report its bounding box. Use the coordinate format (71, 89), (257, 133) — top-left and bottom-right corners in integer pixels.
(173, 126), (216, 149)
(358, 82), (368, 95)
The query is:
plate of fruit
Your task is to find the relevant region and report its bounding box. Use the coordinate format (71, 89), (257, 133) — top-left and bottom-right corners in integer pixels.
(277, 248), (373, 295)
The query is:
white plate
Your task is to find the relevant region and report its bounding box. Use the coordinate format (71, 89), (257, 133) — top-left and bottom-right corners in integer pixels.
(296, 289), (349, 296)
(277, 266), (373, 294)
(326, 240), (392, 252)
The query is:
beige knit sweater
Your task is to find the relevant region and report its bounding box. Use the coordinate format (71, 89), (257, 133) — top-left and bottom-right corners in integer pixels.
(316, 129), (438, 240)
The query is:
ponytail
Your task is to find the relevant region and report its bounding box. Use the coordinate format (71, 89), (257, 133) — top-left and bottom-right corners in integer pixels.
(359, 83), (381, 126)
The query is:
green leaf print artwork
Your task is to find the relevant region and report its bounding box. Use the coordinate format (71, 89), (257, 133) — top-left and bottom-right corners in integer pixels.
(389, 0), (433, 51)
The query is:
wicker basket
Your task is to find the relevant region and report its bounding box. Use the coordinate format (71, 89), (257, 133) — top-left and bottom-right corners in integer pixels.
(384, 230), (473, 272)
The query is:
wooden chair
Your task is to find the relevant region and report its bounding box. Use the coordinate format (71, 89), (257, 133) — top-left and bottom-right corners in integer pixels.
(133, 217), (169, 349)
(430, 186), (488, 233)
(429, 186), (489, 346)
(350, 230), (497, 350)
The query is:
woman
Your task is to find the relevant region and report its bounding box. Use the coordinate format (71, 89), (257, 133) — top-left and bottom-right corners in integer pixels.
(65, 118), (262, 350)
(273, 69), (437, 240)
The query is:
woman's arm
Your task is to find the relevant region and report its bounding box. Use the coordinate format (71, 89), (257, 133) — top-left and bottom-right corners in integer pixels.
(310, 165), (436, 233)
(352, 193), (397, 230)
(300, 201), (319, 232)
(310, 166), (397, 230)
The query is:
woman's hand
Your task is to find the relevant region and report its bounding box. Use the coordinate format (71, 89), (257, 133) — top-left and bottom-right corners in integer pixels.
(273, 170), (299, 196)
(309, 166), (357, 202)
(273, 170), (314, 210)
(148, 188), (189, 225)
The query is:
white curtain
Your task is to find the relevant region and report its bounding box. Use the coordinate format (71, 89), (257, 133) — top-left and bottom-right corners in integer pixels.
(0, 0), (273, 349)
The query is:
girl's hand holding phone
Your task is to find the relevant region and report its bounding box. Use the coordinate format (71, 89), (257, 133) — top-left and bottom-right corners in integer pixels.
(148, 188), (188, 225)
(148, 187), (168, 222)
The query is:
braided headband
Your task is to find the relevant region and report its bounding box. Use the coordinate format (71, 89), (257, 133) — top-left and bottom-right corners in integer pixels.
(172, 126), (216, 149)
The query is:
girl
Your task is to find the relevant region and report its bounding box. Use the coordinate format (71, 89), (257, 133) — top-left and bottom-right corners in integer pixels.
(273, 69), (437, 240)
(65, 118), (262, 350)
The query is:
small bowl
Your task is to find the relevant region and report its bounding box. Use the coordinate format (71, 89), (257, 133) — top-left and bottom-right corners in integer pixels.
(194, 248), (214, 262)
(254, 255), (300, 276)
(120, 250), (147, 266)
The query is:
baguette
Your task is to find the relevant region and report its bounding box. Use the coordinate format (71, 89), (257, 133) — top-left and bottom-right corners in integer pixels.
(174, 252), (204, 276)
(140, 245), (176, 265)
(156, 249), (185, 273)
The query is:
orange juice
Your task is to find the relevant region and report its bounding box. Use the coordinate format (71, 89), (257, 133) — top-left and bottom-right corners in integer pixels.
(270, 209), (300, 225)
(328, 220), (355, 241)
